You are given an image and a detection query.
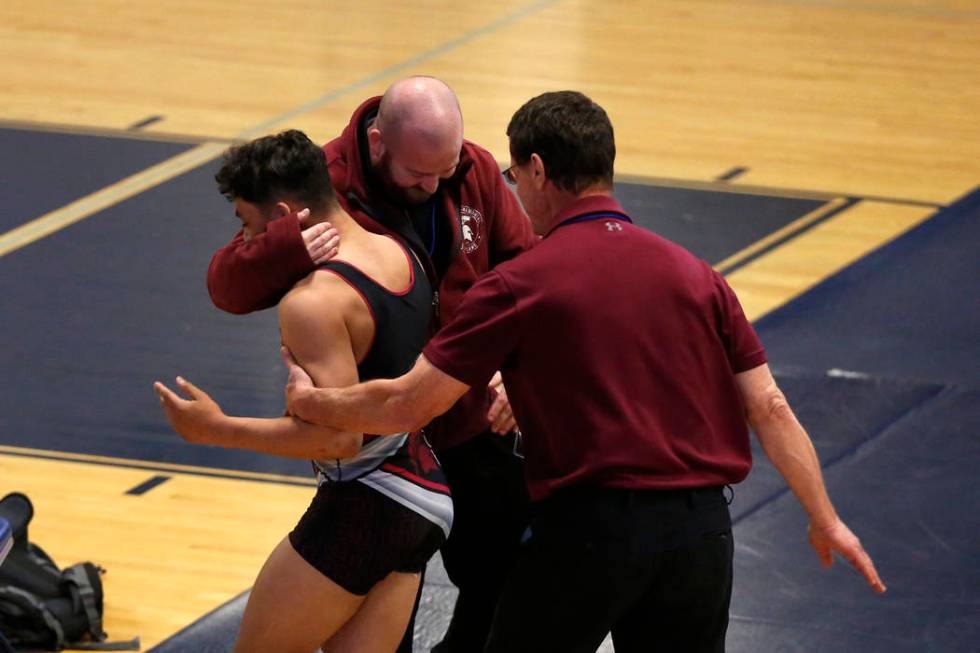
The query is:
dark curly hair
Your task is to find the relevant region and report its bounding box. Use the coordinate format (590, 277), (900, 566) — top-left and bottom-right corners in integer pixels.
(215, 129), (336, 212)
(506, 91), (615, 194)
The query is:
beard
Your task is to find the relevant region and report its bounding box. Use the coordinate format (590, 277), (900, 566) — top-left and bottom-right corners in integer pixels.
(375, 151), (436, 206)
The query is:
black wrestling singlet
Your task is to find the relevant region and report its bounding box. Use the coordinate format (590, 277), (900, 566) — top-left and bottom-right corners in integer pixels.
(312, 238), (452, 536)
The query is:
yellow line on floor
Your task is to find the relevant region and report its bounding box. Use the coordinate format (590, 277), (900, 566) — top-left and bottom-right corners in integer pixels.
(0, 444), (314, 486)
(0, 142), (228, 258)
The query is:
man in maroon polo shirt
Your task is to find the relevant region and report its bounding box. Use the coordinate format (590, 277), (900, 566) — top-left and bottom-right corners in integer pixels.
(281, 91), (886, 652)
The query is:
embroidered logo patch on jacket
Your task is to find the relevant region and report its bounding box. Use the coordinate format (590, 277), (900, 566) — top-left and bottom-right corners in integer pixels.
(460, 205), (484, 254)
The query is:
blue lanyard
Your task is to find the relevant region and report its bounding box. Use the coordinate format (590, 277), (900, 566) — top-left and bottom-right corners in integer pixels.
(551, 211), (633, 233)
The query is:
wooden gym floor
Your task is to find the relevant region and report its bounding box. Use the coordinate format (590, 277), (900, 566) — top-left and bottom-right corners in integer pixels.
(1, 1), (978, 650)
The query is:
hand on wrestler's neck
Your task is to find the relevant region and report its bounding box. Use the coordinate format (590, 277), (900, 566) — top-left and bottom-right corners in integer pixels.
(292, 202), (362, 240)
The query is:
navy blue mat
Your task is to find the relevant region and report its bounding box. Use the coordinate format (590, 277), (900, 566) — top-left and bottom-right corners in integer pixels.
(0, 127), (195, 233)
(756, 187), (980, 387)
(726, 187), (980, 651)
(730, 371), (944, 523)
(730, 386), (980, 652)
(0, 157), (310, 477)
(616, 182), (825, 265)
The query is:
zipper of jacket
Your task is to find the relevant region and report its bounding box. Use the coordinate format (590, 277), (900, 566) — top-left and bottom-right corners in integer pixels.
(348, 191), (447, 325)
(429, 201), (461, 327)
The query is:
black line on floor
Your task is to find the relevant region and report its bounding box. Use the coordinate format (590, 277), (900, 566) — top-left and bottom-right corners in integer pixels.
(717, 197), (862, 276)
(126, 474), (172, 495)
(128, 115), (165, 130)
(716, 166), (749, 182)
(611, 172), (946, 209)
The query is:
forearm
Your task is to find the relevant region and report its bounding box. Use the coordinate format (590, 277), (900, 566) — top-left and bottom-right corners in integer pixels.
(750, 398), (838, 527)
(207, 215), (313, 314)
(291, 377), (432, 435)
(214, 414), (362, 460)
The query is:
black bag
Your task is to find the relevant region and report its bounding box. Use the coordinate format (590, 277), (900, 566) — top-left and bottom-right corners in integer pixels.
(0, 493), (138, 651)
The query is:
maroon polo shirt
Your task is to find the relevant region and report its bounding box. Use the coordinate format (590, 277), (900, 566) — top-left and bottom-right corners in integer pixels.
(423, 195), (767, 502)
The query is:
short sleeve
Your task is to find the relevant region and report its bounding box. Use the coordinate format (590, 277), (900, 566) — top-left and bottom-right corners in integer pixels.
(714, 272), (767, 373)
(423, 271), (521, 388)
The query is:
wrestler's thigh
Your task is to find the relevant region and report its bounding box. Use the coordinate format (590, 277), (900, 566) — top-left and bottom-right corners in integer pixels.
(323, 571), (422, 653)
(234, 537), (365, 653)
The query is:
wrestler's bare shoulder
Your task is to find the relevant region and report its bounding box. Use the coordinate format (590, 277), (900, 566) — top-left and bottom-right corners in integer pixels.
(279, 268), (362, 321)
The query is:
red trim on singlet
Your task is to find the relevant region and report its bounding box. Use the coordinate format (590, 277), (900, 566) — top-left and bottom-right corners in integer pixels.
(315, 268), (377, 365)
(380, 462), (451, 494)
(330, 235), (416, 296)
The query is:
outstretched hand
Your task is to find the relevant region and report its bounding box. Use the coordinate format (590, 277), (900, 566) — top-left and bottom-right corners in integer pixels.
(808, 518), (886, 593)
(299, 209), (340, 265)
(281, 346), (314, 419)
(153, 377), (226, 445)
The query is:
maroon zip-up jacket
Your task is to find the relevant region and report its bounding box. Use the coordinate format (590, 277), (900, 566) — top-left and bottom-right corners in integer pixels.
(207, 97), (536, 450)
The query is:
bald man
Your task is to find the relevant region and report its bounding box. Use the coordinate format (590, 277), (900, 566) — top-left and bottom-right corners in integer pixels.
(206, 77), (537, 652)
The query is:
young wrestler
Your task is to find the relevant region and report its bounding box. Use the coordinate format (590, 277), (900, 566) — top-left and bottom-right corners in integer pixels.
(154, 130), (450, 653)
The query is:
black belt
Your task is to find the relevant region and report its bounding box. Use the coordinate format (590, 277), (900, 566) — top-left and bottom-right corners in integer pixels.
(543, 484), (730, 509)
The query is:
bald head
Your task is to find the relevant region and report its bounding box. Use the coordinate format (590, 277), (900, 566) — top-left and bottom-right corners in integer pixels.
(368, 76), (465, 204)
(377, 76), (463, 152)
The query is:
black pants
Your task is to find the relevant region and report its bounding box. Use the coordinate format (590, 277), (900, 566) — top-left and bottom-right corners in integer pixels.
(431, 430), (531, 653)
(485, 486), (734, 653)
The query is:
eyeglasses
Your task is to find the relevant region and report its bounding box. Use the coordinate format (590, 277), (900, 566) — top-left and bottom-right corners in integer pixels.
(502, 165), (517, 185)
